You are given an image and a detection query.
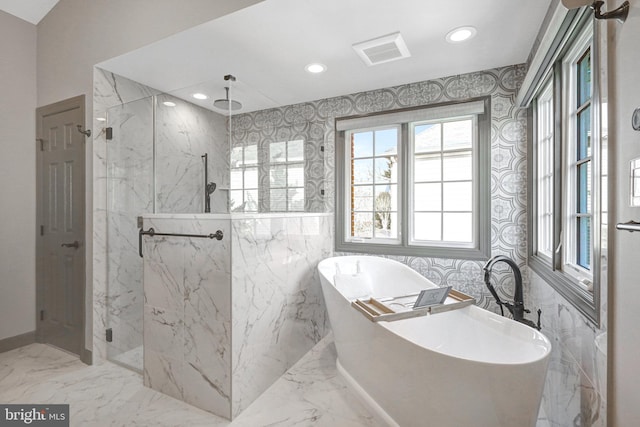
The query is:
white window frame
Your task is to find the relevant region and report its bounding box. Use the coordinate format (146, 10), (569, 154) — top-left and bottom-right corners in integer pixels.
(335, 98), (491, 260)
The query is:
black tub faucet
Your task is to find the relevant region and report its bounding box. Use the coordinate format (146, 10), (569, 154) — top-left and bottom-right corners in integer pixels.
(482, 255), (541, 330)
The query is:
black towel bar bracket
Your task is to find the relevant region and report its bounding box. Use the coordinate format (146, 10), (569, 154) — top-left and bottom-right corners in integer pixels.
(138, 227), (224, 257)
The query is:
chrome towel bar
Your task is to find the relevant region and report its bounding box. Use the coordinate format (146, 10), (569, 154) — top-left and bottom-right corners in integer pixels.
(138, 227), (223, 257)
(616, 220), (640, 232)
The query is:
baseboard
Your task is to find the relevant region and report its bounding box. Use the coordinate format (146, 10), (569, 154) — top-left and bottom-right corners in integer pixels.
(0, 331), (36, 353)
(81, 348), (93, 365)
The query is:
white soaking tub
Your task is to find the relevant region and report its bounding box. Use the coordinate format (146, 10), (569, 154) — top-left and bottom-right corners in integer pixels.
(318, 256), (551, 427)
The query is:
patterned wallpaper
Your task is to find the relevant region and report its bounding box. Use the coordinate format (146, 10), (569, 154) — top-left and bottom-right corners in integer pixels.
(231, 64), (529, 311)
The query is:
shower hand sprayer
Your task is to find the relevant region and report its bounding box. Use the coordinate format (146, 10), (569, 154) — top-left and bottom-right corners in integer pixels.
(202, 153), (216, 213)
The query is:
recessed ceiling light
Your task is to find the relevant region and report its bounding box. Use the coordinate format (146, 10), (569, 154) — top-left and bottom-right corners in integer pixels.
(446, 26), (477, 43)
(305, 63), (327, 74)
(192, 93), (208, 100)
(163, 101), (177, 107)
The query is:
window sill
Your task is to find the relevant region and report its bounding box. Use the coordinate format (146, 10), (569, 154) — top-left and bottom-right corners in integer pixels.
(528, 255), (599, 326)
(336, 239), (490, 260)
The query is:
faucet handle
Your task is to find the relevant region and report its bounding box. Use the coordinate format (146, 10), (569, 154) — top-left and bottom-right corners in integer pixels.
(536, 309), (542, 330)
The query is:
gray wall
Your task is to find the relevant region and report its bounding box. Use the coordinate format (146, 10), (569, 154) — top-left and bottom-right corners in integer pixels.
(0, 11), (37, 341)
(609, 0), (640, 424)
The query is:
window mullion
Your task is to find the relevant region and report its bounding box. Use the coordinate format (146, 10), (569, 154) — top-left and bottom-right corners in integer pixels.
(440, 124), (445, 242)
(552, 61), (564, 271)
(400, 123), (409, 246)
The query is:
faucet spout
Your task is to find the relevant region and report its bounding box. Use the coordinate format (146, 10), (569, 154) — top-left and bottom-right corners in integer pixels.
(483, 255), (535, 327)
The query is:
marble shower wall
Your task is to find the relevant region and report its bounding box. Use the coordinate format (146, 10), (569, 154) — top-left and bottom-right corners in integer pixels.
(155, 93), (229, 214)
(141, 213), (331, 419)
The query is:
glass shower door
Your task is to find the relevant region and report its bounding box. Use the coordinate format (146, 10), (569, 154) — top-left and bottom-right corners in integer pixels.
(105, 96), (154, 373)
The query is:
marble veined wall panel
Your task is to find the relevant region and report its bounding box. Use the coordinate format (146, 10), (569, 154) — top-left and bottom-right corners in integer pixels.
(93, 68), (160, 363)
(155, 93), (229, 214)
(142, 216), (232, 418)
(230, 214), (331, 417)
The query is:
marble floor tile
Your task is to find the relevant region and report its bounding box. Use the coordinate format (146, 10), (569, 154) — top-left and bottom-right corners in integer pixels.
(0, 338), (551, 427)
(0, 336), (377, 427)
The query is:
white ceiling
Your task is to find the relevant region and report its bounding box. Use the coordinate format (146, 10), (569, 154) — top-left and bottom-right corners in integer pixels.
(0, 0), (59, 24)
(99, 0), (552, 114)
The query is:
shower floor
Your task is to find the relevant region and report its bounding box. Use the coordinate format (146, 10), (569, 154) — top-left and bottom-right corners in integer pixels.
(110, 345), (143, 373)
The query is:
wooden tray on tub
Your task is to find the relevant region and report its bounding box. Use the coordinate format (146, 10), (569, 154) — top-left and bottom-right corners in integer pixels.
(351, 289), (475, 322)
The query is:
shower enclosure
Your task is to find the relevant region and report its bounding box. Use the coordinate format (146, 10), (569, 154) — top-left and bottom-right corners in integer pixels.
(102, 71), (327, 380)
(105, 92), (229, 371)
(98, 69), (330, 418)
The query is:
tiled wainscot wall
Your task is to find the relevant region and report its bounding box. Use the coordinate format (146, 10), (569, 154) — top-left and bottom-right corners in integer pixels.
(141, 213), (331, 419)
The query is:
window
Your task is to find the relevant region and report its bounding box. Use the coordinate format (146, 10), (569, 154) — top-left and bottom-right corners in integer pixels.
(269, 139), (305, 212)
(230, 143), (258, 212)
(335, 98), (491, 259)
(411, 119), (475, 246)
(349, 127), (400, 241)
(565, 39), (592, 276)
(529, 18), (600, 324)
(536, 81), (554, 260)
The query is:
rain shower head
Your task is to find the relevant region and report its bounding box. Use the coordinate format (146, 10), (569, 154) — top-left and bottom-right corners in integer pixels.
(213, 87), (242, 111)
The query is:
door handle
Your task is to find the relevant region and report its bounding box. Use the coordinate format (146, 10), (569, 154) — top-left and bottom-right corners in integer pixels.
(61, 241), (80, 249)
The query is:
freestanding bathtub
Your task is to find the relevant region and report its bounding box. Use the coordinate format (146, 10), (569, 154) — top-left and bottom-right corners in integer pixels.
(318, 256), (551, 427)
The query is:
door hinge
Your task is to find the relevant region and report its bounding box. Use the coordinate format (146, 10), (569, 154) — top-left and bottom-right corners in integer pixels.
(105, 127), (113, 141)
(40, 310), (44, 321)
(106, 328), (113, 343)
(40, 225), (44, 236)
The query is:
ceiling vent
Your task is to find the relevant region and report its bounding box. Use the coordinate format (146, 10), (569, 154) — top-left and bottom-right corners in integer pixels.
(352, 32), (411, 66)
